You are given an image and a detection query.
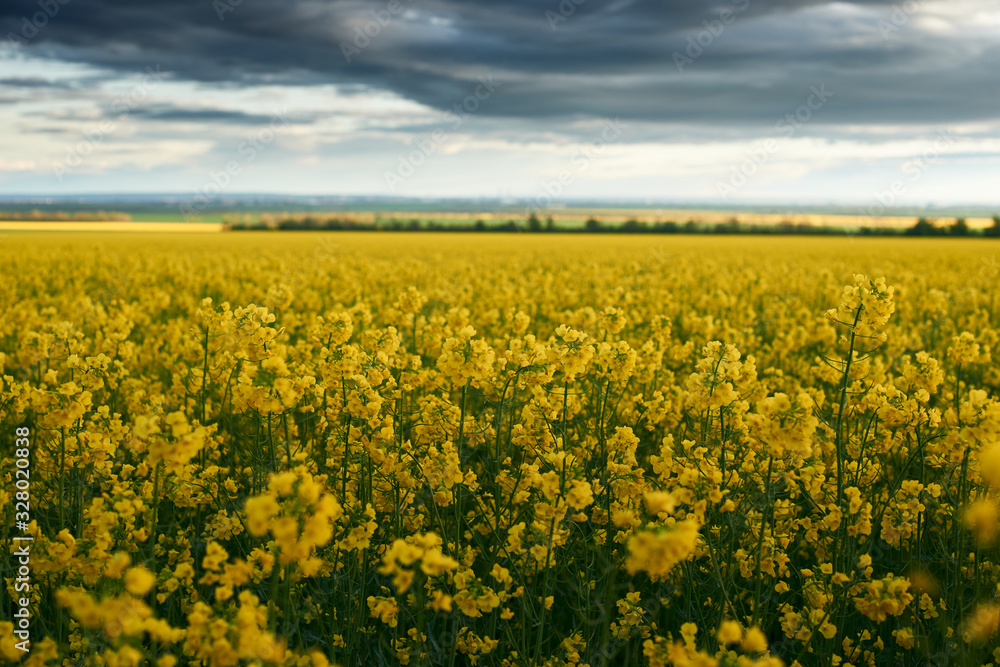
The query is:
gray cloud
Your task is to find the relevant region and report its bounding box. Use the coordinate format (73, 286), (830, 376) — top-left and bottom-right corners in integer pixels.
(1, 0), (997, 130)
(122, 105), (310, 125)
(0, 77), (76, 88)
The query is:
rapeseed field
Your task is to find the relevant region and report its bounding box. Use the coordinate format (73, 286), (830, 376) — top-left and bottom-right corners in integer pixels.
(1, 233), (998, 666)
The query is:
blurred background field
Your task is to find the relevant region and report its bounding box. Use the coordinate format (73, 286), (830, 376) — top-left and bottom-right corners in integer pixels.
(1, 206), (998, 235)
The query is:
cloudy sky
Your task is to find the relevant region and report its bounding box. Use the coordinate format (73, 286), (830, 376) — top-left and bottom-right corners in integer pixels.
(1, 0), (998, 205)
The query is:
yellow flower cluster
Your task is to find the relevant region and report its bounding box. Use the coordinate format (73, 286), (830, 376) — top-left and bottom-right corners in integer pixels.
(243, 468), (343, 569)
(852, 575), (914, 622)
(625, 520), (700, 580)
(377, 532), (459, 594)
(825, 274), (896, 341)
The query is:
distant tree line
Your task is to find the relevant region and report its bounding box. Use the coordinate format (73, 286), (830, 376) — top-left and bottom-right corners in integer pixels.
(0, 210), (132, 221)
(228, 213), (1000, 236)
(903, 216), (1000, 237)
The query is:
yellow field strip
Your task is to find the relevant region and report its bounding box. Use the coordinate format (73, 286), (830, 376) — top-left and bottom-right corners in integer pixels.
(0, 221), (224, 233)
(2, 215), (994, 232)
(548, 211), (997, 228)
(253, 210), (995, 229)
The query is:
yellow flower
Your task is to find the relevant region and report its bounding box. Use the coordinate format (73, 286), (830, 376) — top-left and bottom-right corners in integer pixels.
(964, 604), (1000, 644)
(825, 274), (895, 339)
(717, 620), (742, 645)
(741, 627), (768, 653)
(124, 567), (155, 596)
(964, 499), (1000, 544)
(0, 623), (22, 661)
(428, 591), (453, 613)
(892, 627), (914, 650)
(947, 331), (986, 367)
(625, 520), (700, 580)
(202, 541), (229, 571)
(643, 491), (677, 516)
(421, 549), (460, 576)
(367, 596), (400, 628)
(853, 575), (913, 622)
(566, 479), (595, 509)
(437, 326), (496, 387)
(979, 443), (1000, 487)
(244, 494), (280, 536)
(105, 552), (132, 579)
(490, 564), (513, 587)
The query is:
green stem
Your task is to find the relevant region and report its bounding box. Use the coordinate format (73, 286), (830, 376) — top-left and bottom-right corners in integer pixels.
(835, 307), (864, 510)
(201, 326), (210, 425)
(448, 382), (469, 667)
(149, 462), (162, 563)
(455, 381), (469, 553)
(751, 455), (774, 627)
(268, 549), (281, 634)
(58, 427), (66, 529)
(342, 380), (350, 500)
(533, 517), (558, 665)
(284, 413), (292, 468)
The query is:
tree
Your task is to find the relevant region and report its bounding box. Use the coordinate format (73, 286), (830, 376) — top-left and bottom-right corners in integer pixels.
(527, 213), (541, 232)
(985, 216), (1000, 238)
(950, 217), (969, 236)
(715, 218), (742, 234)
(620, 218), (645, 233)
(584, 217), (602, 233)
(905, 217), (938, 236)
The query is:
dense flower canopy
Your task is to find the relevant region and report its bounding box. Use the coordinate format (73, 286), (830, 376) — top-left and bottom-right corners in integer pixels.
(1, 233), (999, 666)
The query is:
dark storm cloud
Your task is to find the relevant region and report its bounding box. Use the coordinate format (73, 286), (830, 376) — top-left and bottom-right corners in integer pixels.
(124, 105), (313, 125)
(2, 0), (998, 129)
(0, 76), (76, 88)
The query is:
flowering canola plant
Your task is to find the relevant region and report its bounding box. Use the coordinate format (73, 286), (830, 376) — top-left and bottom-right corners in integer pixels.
(1, 233), (999, 666)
